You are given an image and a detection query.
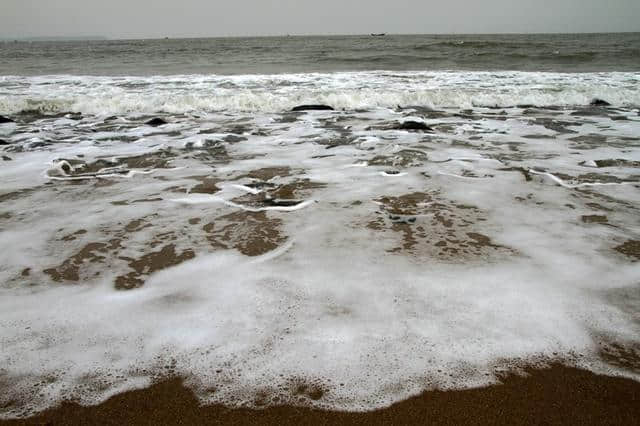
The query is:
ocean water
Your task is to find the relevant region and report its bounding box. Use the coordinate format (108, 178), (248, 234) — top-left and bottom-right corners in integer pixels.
(2, 33), (640, 75)
(1, 34), (640, 418)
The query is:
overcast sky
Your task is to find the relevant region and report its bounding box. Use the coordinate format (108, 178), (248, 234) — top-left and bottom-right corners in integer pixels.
(2, 0), (639, 39)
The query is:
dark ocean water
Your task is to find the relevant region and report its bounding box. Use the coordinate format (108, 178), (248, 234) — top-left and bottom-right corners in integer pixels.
(1, 33), (639, 75)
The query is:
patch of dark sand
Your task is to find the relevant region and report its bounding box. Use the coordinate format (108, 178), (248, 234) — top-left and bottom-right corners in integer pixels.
(121, 150), (175, 170)
(274, 112), (303, 123)
(592, 159), (640, 168)
(499, 167), (533, 181)
(203, 211), (286, 256)
(238, 167), (293, 181)
(365, 120), (432, 132)
(111, 198), (163, 206)
(44, 216), (193, 287)
(189, 177), (221, 194)
(270, 180), (325, 200)
(614, 240), (640, 261)
(183, 141), (230, 164)
(0, 188), (39, 204)
(368, 149), (428, 168)
(569, 135), (634, 150)
(221, 125), (251, 135)
(571, 189), (639, 217)
(44, 240), (122, 282)
(367, 192), (514, 259)
(7, 365), (640, 426)
(125, 218), (153, 233)
(581, 215), (608, 224)
(315, 136), (358, 149)
(14, 110), (82, 124)
(575, 172), (638, 185)
(599, 341), (640, 373)
(232, 179), (325, 209)
(548, 171), (638, 186)
(197, 128), (220, 134)
(570, 107), (622, 118)
(529, 117), (578, 134)
(60, 229), (88, 241)
(586, 202), (613, 212)
(54, 151), (175, 180)
(115, 244), (195, 290)
(522, 134), (553, 140)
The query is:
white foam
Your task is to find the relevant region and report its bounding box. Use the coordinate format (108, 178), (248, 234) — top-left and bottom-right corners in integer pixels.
(529, 169), (637, 189)
(1, 73), (640, 419)
(1, 71), (639, 115)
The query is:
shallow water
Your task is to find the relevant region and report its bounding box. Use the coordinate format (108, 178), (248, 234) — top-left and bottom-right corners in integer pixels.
(1, 34), (640, 419)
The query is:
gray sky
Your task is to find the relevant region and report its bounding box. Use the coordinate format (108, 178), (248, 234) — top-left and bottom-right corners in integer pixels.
(2, 0), (639, 39)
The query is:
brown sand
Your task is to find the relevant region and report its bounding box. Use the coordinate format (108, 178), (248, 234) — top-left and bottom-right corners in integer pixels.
(4, 365), (640, 426)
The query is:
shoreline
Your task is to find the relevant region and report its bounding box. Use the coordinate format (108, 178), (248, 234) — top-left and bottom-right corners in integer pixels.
(3, 364), (640, 425)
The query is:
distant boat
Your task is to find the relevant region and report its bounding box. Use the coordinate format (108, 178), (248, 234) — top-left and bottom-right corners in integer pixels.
(371, 33), (386, 37)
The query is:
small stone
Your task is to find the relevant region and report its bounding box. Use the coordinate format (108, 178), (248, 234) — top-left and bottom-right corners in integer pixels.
(396, 121), (432, 131)
(145, 118), (168, 126)
(291, 105), (334, 112)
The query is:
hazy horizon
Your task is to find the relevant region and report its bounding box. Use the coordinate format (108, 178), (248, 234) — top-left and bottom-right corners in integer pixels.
(3, 31), (640, 43)
(2, 0), (639, 40)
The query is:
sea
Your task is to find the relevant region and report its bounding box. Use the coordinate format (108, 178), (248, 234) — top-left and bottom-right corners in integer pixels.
(1, 33), (639, 418)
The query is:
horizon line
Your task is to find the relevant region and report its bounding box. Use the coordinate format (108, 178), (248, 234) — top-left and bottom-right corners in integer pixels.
(2, 30), (639, 42)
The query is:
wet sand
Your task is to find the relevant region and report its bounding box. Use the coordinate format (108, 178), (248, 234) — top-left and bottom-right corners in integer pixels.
(4, 364), (640, 426)
(2, 102), (640, 423)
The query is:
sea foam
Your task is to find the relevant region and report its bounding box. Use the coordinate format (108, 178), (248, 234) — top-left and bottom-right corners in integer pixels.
(0, 71), (639, 116)
(1, 71), (639, 419)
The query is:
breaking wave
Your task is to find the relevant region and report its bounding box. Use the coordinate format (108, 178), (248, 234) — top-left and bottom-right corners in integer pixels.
(1, 71), (639, 115)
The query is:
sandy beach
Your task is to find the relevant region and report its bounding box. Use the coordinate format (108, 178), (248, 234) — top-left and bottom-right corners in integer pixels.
(3, 364), (640, 425)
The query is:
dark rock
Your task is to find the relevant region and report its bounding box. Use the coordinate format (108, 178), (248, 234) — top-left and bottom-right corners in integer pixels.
(2, 156), (12, 161)
(291, 105), (334, 112)
(0, 139), (9, 145)
(61, 162), (72, 174)
(395, 121), (433, 131)
(105, 116), (119, 122)
(590, 99), (611, 107)
(145, 118), (168, 127)
(0, 115), (15, 124)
